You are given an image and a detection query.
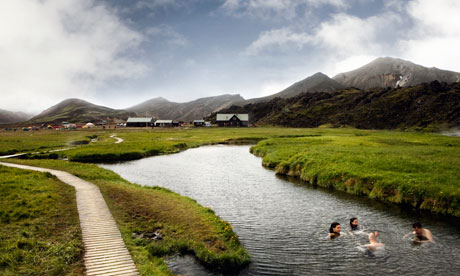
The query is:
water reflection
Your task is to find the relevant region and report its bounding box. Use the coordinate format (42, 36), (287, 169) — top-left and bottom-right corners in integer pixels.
(100, 145), (460, 276)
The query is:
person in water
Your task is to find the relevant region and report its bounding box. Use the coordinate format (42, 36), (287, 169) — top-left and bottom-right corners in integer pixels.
(412, 222), (433, 242)
(350, 217), (359, 231)
(329, 222), (341, 239)
(362, 231), (384, 251)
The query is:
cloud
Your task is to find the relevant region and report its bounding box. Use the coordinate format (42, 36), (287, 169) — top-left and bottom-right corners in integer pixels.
(244, 28), (312, 55)
(146, 25), (187, 46)
(221, 0), (347, 20)
(0, 0), (146, 113)
(398, 0), (460, 71)
(135, 0), (183, 10)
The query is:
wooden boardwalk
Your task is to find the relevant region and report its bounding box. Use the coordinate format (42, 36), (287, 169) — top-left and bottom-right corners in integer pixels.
(0, 162), (139, 276)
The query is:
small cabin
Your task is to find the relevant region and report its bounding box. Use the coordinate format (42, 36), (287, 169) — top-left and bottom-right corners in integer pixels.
(126, 117), (154, 127)
(193, 120), (205, 127)
(155, 120), (173, 127)
(216, 114), (249, 127)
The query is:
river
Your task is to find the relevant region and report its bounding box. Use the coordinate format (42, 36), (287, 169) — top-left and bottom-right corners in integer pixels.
(100, 145), (460, 276)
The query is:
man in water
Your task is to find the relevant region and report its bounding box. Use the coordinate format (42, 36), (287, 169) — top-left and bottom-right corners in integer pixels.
(412, 222), (433, 242)
(362, 231), (384, 251)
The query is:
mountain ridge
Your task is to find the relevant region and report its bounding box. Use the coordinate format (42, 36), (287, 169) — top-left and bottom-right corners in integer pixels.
(333, 57), (460, 89)
(26, 98), (135, 124)
(127, 94), (245, 122)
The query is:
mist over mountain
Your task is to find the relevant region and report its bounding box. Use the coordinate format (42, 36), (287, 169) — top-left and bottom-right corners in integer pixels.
(26, 98), (135, 124)
(127, 94), (245, 122)
(0, 109), (33, 125)
(246, 72), (345, 104)
(333, 57), (460, 89)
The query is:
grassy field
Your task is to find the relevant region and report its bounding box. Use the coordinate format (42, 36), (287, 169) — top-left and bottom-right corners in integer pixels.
(2, 159), (250, 275)
(0, 165), (83, 276)
(1, 127), (460, 274)
(250, 129), (460, 216)
(1, 127), (460, 217)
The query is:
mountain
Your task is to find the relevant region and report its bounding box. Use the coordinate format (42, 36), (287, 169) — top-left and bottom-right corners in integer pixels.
(246, 72), (345, 104)
(26, 98), (135, 124)
(0, 109), (33, 125)
(127, 94), (245, 122)
(210, 81), (460, 130)
(333, 57), (460, 89)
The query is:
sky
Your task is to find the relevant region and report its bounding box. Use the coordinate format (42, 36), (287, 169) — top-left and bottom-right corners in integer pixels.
(1, 0), (460, 114)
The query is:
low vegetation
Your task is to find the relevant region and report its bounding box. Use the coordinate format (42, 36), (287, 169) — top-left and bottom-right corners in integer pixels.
(250, 129), (460, 216)
(2, 127), (460, 274)
(214, 81), (460, 131)
(2, 159), (251, 275)
(0, 165), (83, 275)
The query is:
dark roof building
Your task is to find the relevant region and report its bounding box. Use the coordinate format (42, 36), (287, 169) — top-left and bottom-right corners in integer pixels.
(216, 114), (249, 127)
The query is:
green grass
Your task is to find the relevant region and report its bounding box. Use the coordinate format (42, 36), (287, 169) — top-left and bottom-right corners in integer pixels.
(1, 126), (460, 217)
(3, 159), (251, 275)
(0, 165), (83, 276)
(0, 129), (97, 155)
(250, 129), (460, 216)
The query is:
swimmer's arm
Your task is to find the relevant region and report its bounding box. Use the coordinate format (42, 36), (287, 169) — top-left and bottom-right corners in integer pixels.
(402, 232), (413, 239)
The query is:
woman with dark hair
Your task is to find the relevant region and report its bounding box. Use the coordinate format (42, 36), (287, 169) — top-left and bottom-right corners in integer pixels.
(329, 222), (341, 239)
(350, 217), (359, 230)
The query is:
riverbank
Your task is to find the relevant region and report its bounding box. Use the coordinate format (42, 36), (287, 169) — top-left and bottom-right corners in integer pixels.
(2, 159), (251, 275)
(250, 130), (460, 217)
(0, 165), (84, 275)
(2, 127), (459, 217)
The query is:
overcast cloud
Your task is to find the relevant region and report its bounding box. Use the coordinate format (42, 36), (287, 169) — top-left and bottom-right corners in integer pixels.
(1, 0), (459, 114)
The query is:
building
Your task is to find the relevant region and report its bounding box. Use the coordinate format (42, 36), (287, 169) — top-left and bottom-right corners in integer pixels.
(126, 117), (154, 127)
(155, 120), (173, 127)
(193, 120), (205, 127)
(216, 114), (249, 127)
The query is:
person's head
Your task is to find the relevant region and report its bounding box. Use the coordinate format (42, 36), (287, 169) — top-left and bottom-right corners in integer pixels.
(329, 222), (341, 234)
(413, 222), (423, 235)
(350, 217), (358, 229)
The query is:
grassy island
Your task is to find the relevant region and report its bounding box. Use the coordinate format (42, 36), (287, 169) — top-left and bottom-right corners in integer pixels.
(250, 129), (460, 217)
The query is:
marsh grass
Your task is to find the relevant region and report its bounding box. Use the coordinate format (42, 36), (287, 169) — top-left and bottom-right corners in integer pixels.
(2, 127), (459, 216)
(3, 159), (251, 275)
(0, 165), (83, 275)
(250, 130), (460, 216)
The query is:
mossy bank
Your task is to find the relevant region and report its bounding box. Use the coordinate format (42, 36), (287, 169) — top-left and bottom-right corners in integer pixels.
(2, 159), (251, 275)
(250, 130), (460, 217)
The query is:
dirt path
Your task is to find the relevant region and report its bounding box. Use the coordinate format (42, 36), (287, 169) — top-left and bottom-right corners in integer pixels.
(0, 162), (139, 276)
(110, 134), (123, 144)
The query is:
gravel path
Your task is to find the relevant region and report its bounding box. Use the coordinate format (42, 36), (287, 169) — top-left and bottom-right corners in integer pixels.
(110, 134), (124, 144)
(0, 162), (139, 276)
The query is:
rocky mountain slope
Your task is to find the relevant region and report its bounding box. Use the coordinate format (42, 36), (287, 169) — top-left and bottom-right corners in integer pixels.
(127, 94), (245, 122)
(246, 72), (345, 104)
(0, 109), (33, 124)
(211, 81), (460, 130)
(333, 57), (460, 89)
(26, 98), (135, 124)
